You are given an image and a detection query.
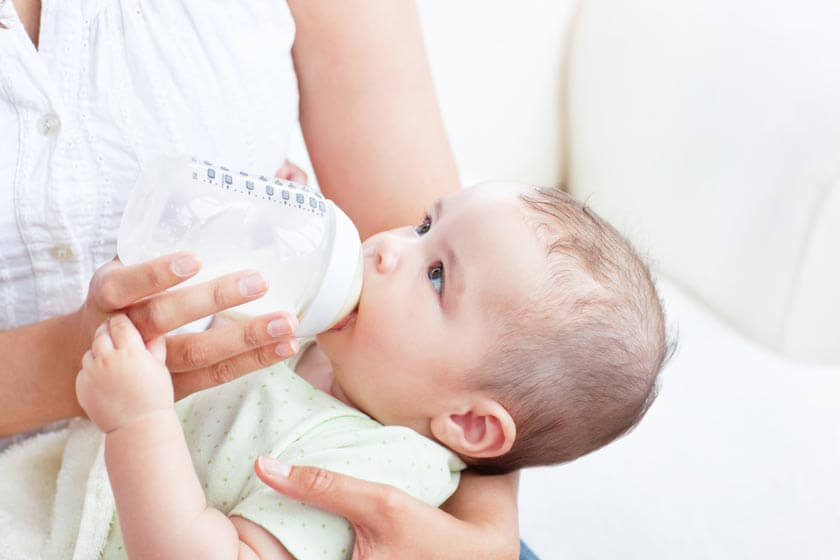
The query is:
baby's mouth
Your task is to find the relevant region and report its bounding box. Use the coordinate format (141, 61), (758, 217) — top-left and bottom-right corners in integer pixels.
(329, 303), (359, 332)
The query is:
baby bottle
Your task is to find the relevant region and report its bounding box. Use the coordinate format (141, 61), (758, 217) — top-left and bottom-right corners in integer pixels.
(117, 155), (363, 337)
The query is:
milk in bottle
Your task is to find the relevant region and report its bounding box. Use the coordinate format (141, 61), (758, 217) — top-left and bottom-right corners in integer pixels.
(117, 156), (363, 337)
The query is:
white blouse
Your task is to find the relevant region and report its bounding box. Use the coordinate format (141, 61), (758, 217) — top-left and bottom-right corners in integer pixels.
(0, 0), (299, 329)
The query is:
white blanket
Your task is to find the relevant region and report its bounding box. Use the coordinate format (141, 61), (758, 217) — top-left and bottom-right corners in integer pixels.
(0, 419), (115, 560)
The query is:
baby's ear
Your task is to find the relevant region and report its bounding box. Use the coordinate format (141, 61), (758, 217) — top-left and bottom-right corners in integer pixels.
(429, 398), (516, 459)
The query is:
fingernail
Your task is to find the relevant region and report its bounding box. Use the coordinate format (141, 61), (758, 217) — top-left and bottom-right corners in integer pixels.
(171, 254), (201, 277)
(267, 314), (299, 337)
(267, 318), (290, 337)
(275, 338), (299, 357)
(259, 456), (291, 478)
(239, 273), (267, 297)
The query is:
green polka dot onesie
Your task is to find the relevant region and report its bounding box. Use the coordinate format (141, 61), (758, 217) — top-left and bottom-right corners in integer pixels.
(100, 343), (464, 559)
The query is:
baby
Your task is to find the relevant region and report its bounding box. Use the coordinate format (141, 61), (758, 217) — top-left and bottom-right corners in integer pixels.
(75, 182), (669, 559)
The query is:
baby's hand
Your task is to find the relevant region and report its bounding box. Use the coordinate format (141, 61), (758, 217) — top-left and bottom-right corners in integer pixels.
(76, 314), (173, 434)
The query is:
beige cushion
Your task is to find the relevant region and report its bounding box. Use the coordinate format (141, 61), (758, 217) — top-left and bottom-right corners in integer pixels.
(418, 0), (576, 188)
(566, 0), (840, 364)
(520, 277), (840, 557)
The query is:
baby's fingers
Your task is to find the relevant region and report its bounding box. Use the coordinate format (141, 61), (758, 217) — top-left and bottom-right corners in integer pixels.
(91, 321), (115, 357)
(146, 336), (167, 363)
(82, 349), (95, 370)
(108, 313), (144, 350)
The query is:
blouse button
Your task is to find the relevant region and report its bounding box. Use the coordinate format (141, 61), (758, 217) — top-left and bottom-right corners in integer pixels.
(50, 244), (75, 261)
(38, 113), (62, 136)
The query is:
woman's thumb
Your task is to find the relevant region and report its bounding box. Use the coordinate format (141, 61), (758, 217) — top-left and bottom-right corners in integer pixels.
(255, 456), (400, 526)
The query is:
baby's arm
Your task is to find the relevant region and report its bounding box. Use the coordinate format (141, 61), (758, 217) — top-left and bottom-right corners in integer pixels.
(76, 314), (292, 559)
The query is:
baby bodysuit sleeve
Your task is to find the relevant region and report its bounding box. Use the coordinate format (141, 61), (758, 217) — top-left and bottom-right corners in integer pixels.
(229, 415), (464, 560)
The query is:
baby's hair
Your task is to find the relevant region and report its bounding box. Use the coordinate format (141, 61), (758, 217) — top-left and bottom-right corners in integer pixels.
(468, 186), (674, 474)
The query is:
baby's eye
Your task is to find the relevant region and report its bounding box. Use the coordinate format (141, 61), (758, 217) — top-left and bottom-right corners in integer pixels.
(428, 262), (444, 295)
(415, 214), (432, 236)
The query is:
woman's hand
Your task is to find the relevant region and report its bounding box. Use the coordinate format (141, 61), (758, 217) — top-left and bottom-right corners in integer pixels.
(78, 253), (299, 399)
(0, 253), (298, 436)
(275, 159), (308, 184)
(254, 457), (521, 560)
(0, 160), (312, 436)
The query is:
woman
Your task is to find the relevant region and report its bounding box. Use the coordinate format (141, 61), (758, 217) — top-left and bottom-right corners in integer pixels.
(0, 0), (522, 557)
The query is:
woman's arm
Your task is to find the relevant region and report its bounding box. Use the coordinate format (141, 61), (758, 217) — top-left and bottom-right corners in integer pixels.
(288, 0), (461, 239)
(441, 470), (521, 557)
(284, 3), (519, 557)
(0, 310), (89, 435)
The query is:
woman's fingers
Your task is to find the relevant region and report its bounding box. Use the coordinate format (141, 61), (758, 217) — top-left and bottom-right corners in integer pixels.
(91, 252), (201, 311)
(254, 457), (416, 529)
(275, 160), (308, 184)
(127, 270), (268, 340)
(171, 340), (298, 399)
(165, 312), (299, 373)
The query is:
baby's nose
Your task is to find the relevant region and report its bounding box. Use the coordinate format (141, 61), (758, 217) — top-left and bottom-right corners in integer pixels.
(370, 234), (400, 275)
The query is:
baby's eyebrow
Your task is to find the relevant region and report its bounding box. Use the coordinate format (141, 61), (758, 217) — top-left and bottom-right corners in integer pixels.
(432, 198), (443, 220)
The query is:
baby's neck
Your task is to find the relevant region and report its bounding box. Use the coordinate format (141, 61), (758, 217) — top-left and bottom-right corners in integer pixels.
(293, 342), (354, 407)
(294, 343), (428, 438)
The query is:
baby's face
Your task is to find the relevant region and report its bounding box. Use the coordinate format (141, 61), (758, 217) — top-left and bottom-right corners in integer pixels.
(316, 182), (547, 434)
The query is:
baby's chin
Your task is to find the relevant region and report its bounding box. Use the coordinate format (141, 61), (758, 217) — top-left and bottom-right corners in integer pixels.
(313, 325), (348, 365)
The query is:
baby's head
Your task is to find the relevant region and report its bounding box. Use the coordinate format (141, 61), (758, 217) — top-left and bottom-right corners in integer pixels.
(316, 182), (670, 473)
